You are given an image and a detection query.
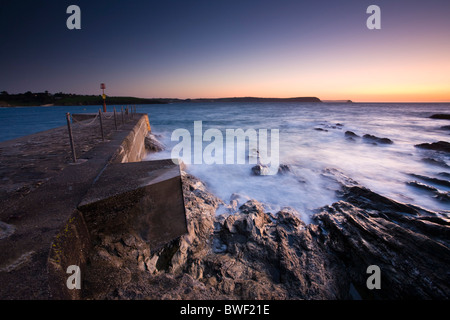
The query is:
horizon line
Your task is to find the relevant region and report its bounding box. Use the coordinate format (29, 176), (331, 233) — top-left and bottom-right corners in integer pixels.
(2, 91), (450, 104)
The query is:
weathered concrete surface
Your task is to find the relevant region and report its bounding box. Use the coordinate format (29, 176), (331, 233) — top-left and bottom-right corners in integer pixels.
(77, 160), (187, 298)
(0, 113), (163, 299)
(79, 160), (187, 251)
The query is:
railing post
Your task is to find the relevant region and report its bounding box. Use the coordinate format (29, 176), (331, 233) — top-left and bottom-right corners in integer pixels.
(113, 106), (118, 130)
(98, 108), (104, 141)
(121, 106), (124, 125)
(66, 113), (77, 163)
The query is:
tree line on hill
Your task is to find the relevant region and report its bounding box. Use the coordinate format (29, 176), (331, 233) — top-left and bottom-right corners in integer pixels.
(0, 91), (167, 107)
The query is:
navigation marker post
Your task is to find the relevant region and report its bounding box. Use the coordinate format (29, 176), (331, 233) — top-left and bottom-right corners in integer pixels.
(101, 83), (106, 112)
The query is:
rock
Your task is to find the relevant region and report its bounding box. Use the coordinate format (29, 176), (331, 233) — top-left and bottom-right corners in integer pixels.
(251, 164), (269, 176)
(277, 164), (291, 175)
(345, 131), (360, 142)
(144, 133), (165, 152)
(0, 251), (35, 273)
(314, 128), (328, 132)
(430, 114), (450, 120)
(407, 180), (438, 192)
(440, 125), (450, 131)
(81, 167), (450, 300)
(435, 192), (450, 202)
(421, 157), (450, 168)
(238, 199), (266, 215)
(345, 131), (359, 138)
(407, 183), (450, 203)
(0, 221), (15, 240)
(228, 193), (251, 212)
(438, 172), (450, 178)
(362, 134), (394, 144)
(408, 173), (450, 188)
(415, 141), (450, 153)
(314, 184), (450, 299)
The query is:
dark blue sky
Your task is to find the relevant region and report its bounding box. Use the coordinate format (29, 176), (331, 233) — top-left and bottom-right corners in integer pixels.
(1, 0), (449, 101)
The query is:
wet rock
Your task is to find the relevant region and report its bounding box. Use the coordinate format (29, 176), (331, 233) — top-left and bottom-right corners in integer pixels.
(345, 131), (360, 142)
(345, 131), (359, 138)
(438, 172), (450, 178)
(362, 134), (394, 145)
(82, 168), (450, 300)
(406, 181), (449, 202)
(144, 133), (165, 152)
(408, 173), (450, 188)
(415, 141), (450, 153)
(277, 164), (291, 175)
(314, 127), (328, 132)
(0, 251), (35, 273)
(314, 180), (450, 299)
(430, 114), (450, 120)
(238, 199), (266, 215)
(407, 180), (438, 192)
(440, 125), (450, 131)
(421, 157), (450, 168)
(251, 164), (269, 176)
(227, 193), (251, 212)
(0, 221), (15, 240)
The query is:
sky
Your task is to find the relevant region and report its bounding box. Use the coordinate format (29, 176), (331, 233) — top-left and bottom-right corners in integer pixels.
(1, 0), (449, 102)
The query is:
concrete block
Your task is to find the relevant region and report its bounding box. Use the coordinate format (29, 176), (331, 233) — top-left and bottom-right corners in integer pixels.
(78, 159), (187, 252)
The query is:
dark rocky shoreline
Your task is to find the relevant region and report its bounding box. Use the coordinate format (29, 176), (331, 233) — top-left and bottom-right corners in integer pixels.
(82, 166), (450, 300)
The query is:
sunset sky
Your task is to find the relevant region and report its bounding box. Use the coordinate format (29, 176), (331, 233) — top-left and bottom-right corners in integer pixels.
(1, 0), (449, 102)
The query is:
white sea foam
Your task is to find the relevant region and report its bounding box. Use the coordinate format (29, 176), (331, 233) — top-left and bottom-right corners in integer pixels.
(144, 102), (450, 218)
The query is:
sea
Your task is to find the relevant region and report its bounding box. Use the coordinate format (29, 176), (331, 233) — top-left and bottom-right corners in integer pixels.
(1, 102), (449, 221)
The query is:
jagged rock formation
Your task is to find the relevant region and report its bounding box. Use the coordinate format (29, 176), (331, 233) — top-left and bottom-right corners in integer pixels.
(144, 133), (166, 152)
(82, 167), (450, 300)
(362, 134), (394, 145)
(415, 141), (450, 153)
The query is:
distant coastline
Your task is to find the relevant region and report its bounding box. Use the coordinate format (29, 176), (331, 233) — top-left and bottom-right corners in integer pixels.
(0, 91), (167, 107)
(0, 91), (326, 107)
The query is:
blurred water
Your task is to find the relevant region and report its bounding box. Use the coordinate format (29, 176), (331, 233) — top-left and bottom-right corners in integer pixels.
(142, 102), (450, 219)
(1, 102), (449, 218)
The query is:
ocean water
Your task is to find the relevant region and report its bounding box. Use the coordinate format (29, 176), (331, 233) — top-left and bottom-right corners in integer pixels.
(1, 102), (449, 220)
(141, 102), (450, 220)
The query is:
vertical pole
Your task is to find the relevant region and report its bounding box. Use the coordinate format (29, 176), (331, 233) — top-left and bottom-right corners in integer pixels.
(102, 88), (106, 113)
(121, 106), (124, 125)
(99, 109), (104, 141)
(113, 106), (118, 130)
(66, 113), (77, 163)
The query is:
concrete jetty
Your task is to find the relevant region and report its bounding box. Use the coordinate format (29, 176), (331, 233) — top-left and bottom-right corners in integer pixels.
(0, 111), (187, 299)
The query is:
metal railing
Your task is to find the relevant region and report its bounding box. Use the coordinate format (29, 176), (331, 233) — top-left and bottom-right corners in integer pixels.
(65, 105), (138, 163)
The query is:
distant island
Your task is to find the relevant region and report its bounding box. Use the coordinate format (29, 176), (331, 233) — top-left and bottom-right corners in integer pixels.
(322, 100), (353, 103)
(185, 97), (322, 103)
(0, 91), (330, 107)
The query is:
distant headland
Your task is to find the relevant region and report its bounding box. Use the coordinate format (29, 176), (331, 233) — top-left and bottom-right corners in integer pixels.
(184, 97), (322, 103)
(0, 91), (349, 107)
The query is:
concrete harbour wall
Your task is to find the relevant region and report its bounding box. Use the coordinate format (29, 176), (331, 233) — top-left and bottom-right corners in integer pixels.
(0, 113), (186, 300)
